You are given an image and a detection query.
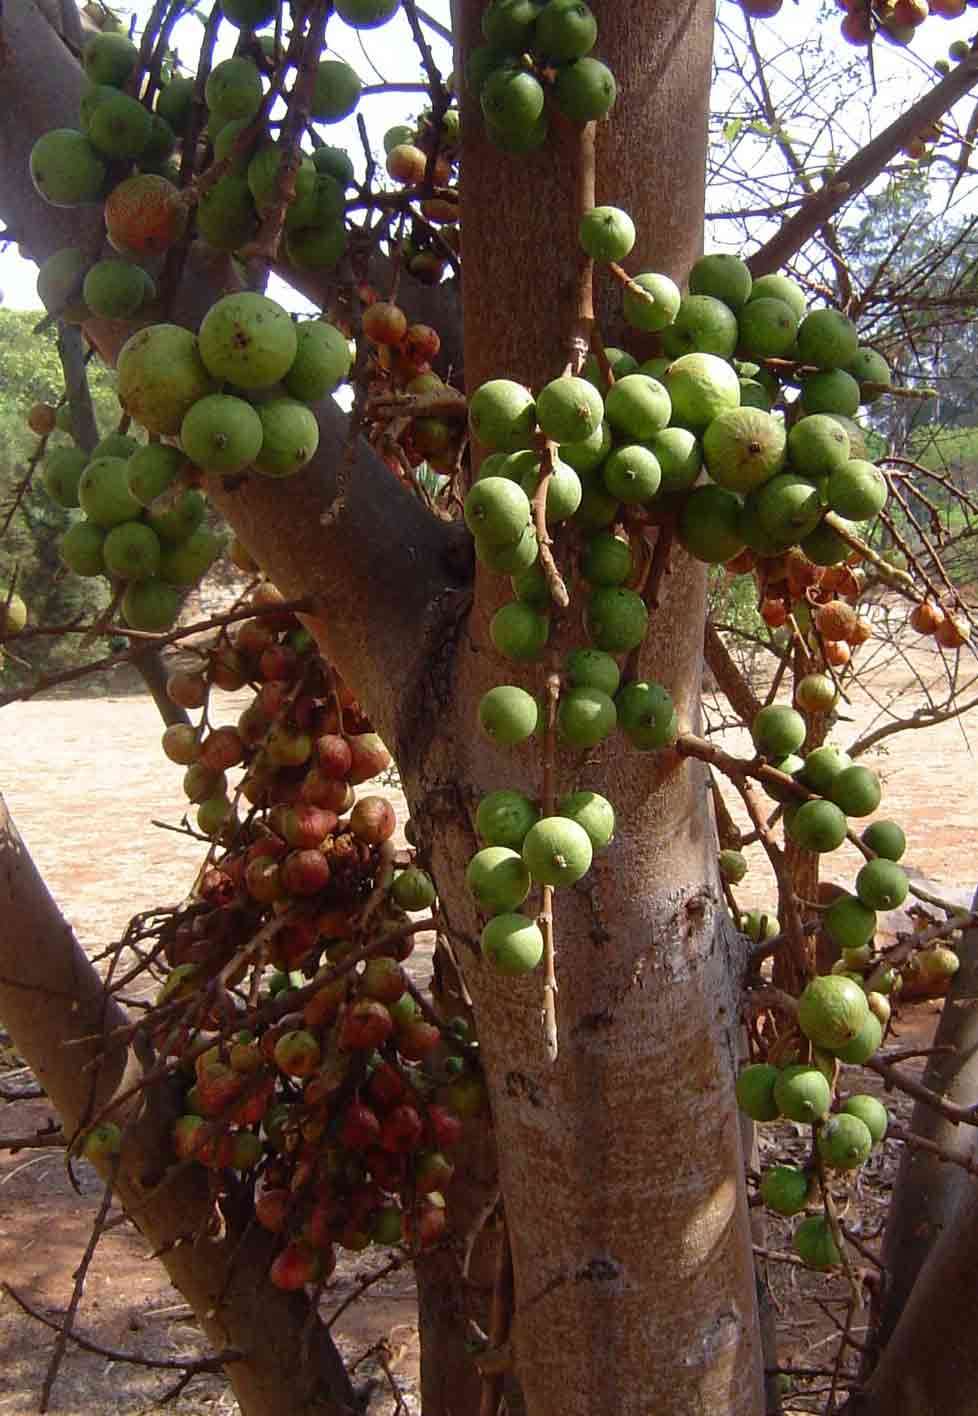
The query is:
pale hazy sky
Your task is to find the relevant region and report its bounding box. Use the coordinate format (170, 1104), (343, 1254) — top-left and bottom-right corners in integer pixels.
(0, 0), (970, 310)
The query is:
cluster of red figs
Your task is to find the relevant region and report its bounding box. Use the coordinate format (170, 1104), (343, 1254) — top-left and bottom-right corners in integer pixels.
(736, 0), (976, 47)
(731, 542), (968, 667)
(356, 292), (467, 483)
(153, 583), (482, 1288)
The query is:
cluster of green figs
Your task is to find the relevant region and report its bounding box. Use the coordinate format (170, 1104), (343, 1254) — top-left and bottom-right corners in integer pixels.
(40, 292), (351, 632)
(732, 697), (960, 1272)
(469, 0), (618, 151)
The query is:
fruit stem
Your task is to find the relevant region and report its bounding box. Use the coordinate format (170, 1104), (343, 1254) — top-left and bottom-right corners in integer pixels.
(541, 667), (561, 1064)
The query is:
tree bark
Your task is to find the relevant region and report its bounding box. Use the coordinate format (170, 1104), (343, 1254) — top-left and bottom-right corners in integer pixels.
(388, 6), (765, 1415)
(0, 796), (359, 1416)
(870, 890), (978, 1361)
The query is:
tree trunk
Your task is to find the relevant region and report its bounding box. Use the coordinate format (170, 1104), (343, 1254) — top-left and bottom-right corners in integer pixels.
(855, 1151), (978, 1415)
(0, 796), (358, 1416)
(870, 891), (978, 1360)
(388, 6), (765, 1414)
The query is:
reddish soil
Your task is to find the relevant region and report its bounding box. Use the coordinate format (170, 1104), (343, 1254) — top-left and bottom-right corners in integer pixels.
(0, 632), (975, 1414)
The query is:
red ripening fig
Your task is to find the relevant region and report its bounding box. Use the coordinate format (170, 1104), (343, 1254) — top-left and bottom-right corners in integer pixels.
(386, 143), (428, 184)
(231, 1075), (275, 1127)
(260, 643), (298, 681)
(841, 9), (872, 41)
(105, 175), (188, 256)
(303, 1201), (333, 1250)
(760, 598), (787, 628)
(246, 834), (288, 865)
(346, 732), (392, 783)
(396, 1018), (442, 1061)
(249, 583), (294, 631)
(257, 679), (289, 718)
(910, 600), (945, 635)
(271, 918), (320, 969)
(28, 403), (57, 435)
(270, 1242), (321, 1291)
(892, 0), (928, 20)
(196, 1062), (243, 1116)
(199, 867), (236, 905)
(428, 1104), (464, 1149)
(245, 856), (284, 904)
(404, 324), (441, 364)
(172, 1114), (205, 1161)
(305, 979), (352, 1025)
(199, 726), (245, 771)
(404, 1201), (447, 1250)
(283, 805), (338, 849)
(281, 849), (331, 896)
(255, 1187), (291, 1232)
(340, 998), (394, 1051)
(340, 1101), (382, 1150)
(739, 0), (783, 13)
(209, 646), (247, 691)
(303, 772), (356, 812)
(366, 1146), (406, 1192)
(237, 704), (268, 748)
(367, 1059), (410, 1109)
(380, 1103), (425, 1154)
(350, 795), (397, 846)
(360, 956), (407, 1004)
(936, 613), (970, 650)
(316, 733), (353, 779)
(235, 617), (277, 658)
(166, 670), (208, 709)
(824, 639), (851, 668)
(362, 302), (408, 347)
(415, 1149), (455, 1195)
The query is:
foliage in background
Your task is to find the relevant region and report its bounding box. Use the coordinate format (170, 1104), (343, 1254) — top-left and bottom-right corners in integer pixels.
(0, 310), (118, 685)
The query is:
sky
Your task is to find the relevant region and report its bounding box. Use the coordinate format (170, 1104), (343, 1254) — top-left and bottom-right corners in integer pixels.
(0, 0), (973, 311)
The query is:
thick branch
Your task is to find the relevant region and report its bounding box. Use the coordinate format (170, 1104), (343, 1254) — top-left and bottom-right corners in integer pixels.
(874, 888), (978, 1359)
(0, 796), (357, 1416)
(0, 0), (472, 751)
(749, 54), (978, 277)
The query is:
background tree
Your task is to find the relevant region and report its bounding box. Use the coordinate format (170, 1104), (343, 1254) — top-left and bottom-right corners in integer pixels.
(0, 2), (977, 1415)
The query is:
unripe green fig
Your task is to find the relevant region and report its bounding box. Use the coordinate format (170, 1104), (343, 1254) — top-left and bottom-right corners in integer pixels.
(522, 815), (593, 888)
(478, 685), (539, 745)
(481, 913), (544, 975)
(579, 205), (635, 262)
(797, 975), (869, 1050)
(773, 1064), (831, 1123)
(615, 680), (677, 750)
(556, 790), (614, 850)
(794, 1215), (841, 1270)
(476, 790), (539, 851)
(466, 846), (532, 914)
(760, 1165), (810, 1216)
(735, 1063), (780, 1122)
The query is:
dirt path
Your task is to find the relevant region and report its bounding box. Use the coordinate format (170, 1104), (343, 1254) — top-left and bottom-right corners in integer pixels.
(0, 639), (975, 1414)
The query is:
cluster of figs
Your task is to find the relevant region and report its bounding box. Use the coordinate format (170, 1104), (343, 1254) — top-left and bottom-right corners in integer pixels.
(29, 2), (398, 279)
(733, 695), (960, 1271)
(737, 0), (976, 49)
(468, 0), (618, 151)
(453, 194), (966, 973)
(89, 582), (484, 1284)
(36, 288), (351, 632)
